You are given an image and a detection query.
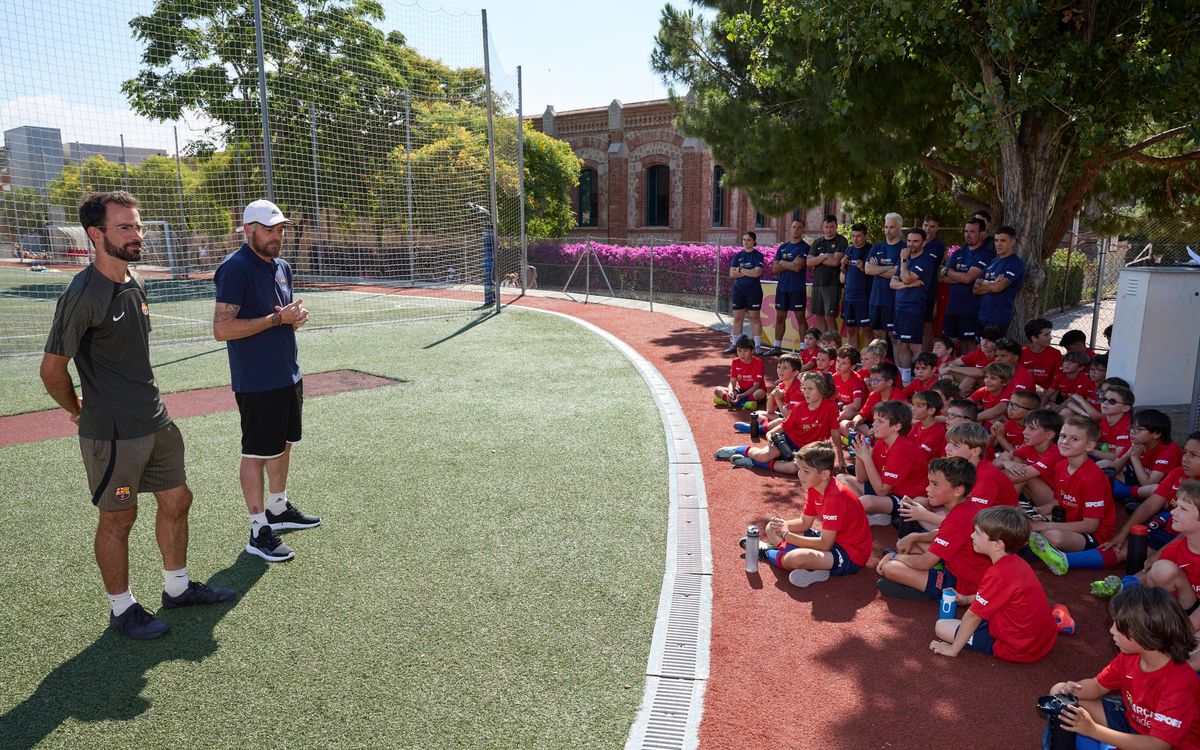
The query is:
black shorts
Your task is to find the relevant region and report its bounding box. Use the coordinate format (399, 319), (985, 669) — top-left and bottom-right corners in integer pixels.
(732, 285), (763, 311)
(869, 304), (894, 332)
(236, 380), (303, 458)
(942, 313), (978, 341)
(894, 307), (925, 342)
(810, 284), (839, 317)
(773, 288), (806, 313)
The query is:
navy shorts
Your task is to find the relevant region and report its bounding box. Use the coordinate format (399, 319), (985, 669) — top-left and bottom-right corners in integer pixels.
(1041, 696), (1133, 750)
(924, 294), (937, 323)
(869, 304), (894, 332)
(778, 540), (861, 576)
(956, 619), (995, 655)
(774, 288), (806, 313)
(732, 284), (764, 311)
(1147, 511), (1176, 549)
(842, 295), (870, 327)
(894, 307), (925, 343)
(978, 315), (1013, 332)
(863, 482), (902, 513)
(923, 564), (958, 599)
(942, 313), (978, 341)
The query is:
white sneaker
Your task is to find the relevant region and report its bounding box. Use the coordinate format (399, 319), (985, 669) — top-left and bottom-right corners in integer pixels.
(788, 569), (831, 588)
(867, 513), (894, 527)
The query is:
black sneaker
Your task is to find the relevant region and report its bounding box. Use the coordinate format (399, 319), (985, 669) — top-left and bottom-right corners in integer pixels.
(738, 536), (769, 561)
(246, 525), (295, 562)
(722, 343), (738, 354)
(875, 578), (930, 600)
(266, 501), (321, 531)
(109, 602), (169, 640)
(161, 581), (237, 610)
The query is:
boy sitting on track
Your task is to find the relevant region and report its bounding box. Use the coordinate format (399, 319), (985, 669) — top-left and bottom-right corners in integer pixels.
(1092, 383), (1135, 468)
(1043, 350), (1092, 407)
(838, 400), (931, 526)
(989, 390), (1040, 455)
(909, 390), (948, 459)
(1113, 409), (1183, 507)
(929, 506), (1057, 663)
(832, 346), (866, 423)
(901, 352), (941, 401)
(995, 408), (1064, 514)
(716, 372), (840, 473)
(714, 335), (767, 410)
(1146, 481), (1200, 631)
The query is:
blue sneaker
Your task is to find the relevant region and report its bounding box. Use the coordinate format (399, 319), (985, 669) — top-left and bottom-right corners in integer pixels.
(109, 602), (169, 640)
(162, 581), (237, 609)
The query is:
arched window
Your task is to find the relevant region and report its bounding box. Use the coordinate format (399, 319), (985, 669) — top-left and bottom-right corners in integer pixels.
(755, 211), (766, 228)
(712, 165), (726, 227)
(645, 164), (669, 227)
(577, 168), (598, 227)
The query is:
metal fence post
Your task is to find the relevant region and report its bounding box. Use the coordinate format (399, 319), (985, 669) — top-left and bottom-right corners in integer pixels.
(481, 9), (501, 314)
(253, 0), (274, 199)
(648, 237), (654, 313)
(714, 243), (721, 319)
(1090, 236), (1108, 348)
(585, 238), (592, 304)
(310, 103), (323, 277)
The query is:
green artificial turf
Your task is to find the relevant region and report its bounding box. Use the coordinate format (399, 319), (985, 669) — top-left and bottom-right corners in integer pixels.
(0, 310), (668, 749)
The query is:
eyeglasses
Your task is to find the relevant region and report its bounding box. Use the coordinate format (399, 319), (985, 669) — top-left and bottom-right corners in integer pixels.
(946, 413), (970, 420)
(1129, 425), (1145, 433)
(1007, 402), (1030, 410)
(99, 224), (145, 234)
(1100, 397), (1126, 406)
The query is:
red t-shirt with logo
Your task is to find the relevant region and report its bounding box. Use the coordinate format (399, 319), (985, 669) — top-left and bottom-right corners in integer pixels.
(930, 501), (991, 594)
(968, 460), (1019, 508)
(1053, 459), (1116, 542)
(1099, 414), (1132, 457)
(860, 387), (896, 423)
(971, 386), (1005, 412)
(999, 366), (1036, 400)
(1014, 442), (1064, 482)
(1158, 537), (1200, 597)
(782, 398), (839, 447)
(833, 370), (866, 409)
(968, 554), (1057, 663)
(1000, 418), (1025, 450)
(910, 420), (947, 459)
(775, 378), (804, 413)
(901, 374), (940, 401)
(961, 348), (995, 369)
(1096, 653), (1200, 749)
(803, 478), (872, 566)
(1154, 466), (1189, 536)
(872, 435), (930, 497)
(730, 356), (766, 392)
(800, 347), (818, 367)
(1020, 345), (1063, 389)
(1142, 441), (1184, 477)
(936, 353), (955, 370)
(1049, 369), (1092, 400)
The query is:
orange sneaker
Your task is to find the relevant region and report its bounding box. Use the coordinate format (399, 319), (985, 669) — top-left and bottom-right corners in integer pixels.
(1051, 604), (1075, 635)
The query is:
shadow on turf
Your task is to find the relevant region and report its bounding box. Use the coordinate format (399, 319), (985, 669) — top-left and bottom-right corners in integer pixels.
(0, 554), (267, 750)
(421, 311), (497, 349)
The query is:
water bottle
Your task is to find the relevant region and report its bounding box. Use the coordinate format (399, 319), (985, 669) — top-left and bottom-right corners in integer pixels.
(939, 588), (957, 620)
(1036, 693), (1080, 750)
(745, 525), (760, 574)
(1126, 524), (1149, 575)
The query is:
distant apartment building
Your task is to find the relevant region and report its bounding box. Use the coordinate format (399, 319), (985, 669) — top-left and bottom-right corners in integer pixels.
(66, 141), (166, 167)
(3, 126), (65, 196)
(531, 97), (841, 245)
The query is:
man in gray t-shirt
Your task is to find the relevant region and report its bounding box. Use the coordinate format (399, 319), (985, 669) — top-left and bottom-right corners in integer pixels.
(41, 191), (233, 640)
(805, 214), (848, 332)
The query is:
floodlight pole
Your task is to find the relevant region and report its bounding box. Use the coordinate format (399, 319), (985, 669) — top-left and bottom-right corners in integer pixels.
(482, 9), (501, 314)
(253, 0), (275, 200)
(1091, 236), (1108, 348)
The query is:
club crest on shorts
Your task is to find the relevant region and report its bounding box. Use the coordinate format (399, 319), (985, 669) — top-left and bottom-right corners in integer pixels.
(114, 486), (132, 503)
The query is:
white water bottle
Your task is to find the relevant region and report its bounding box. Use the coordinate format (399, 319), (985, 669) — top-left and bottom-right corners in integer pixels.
(745, 525), (760, 574)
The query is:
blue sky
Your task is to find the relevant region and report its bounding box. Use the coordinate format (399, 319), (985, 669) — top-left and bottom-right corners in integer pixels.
(1, 0), (682, 153)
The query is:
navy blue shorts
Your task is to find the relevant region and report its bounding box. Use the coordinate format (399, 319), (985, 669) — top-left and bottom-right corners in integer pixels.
(942, 313), (978, 341)
(778, 541), (860, 576)
(869, 304), (894, 332)
(842, 295), (870, 327)
(894, 307), (925, 343)
(925, 294), (937, 323)
(978, 315), (1013, 332)
(956, 619), (995, 655)
(1102, 695), (1135, 734)
(863, 482), (903, 513)
(1147, 511), (1176, 549)
(923, 564), (958, 599)
(732, 284), (763, 311)
(774, 288), (806, 313)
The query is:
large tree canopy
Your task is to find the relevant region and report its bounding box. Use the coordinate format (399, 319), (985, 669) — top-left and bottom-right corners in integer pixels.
(654, 0), (1200, 331)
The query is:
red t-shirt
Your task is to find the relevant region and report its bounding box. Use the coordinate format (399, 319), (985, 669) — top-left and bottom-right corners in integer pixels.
(1099, 414), (1132, 457)
(1155, 466), (1189, 536)
(1014, 442), (1064, 482)
(1053, 459), (1116, 542)
(910, 420), (947, 459)
(901, 374), (940, 401)
(775, 378), (804, 413)
(968, 554), (1057, 663)
(872, 435), (930, 497)
(1000, 418), (1025, 450)
(860, 387), (896, 423)
(833, 370), (866, 409)
(968, 460), (1019, 508)
(961, 348), (995, 369)
(1049, 369), (1092, 400)
(1142, 441), (1184, 477)
(1158, 537), (1200, 597)
(782, 398), (839, 447)
(1020, 345), (1063, 389)
(1096, 653), (1200, 749)
(800, 347), (818, 367)
(803, 478), (872, 566)
(930, 501), (991, 594)
(970, 386), (1005, 412)
(999, 366), (1036, 399)
(936, 353), (954, 370)
(730, 356), (766, 392)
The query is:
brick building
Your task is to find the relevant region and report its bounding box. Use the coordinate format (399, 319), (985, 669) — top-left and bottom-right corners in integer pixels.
(532, 97), (841, 244)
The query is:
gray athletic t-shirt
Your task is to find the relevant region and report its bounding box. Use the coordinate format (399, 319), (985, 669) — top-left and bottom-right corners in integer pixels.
(44, 266), (170, 440)
(809, 234), (848, 286)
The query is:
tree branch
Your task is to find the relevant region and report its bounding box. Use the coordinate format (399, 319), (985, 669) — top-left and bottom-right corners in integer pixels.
(1110, 127), (1193, 160)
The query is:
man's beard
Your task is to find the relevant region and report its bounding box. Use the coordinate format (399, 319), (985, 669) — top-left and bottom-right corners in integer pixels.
(249, 232), (281, 258)
(103, 236), (142, 263)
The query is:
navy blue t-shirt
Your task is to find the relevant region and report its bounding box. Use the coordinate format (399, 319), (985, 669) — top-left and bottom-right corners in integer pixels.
(774, 241), (809, 293)
(843, 243), (872, 299)
(214, 244), (302, 393)
(893, 250), (938, 310)
(924, 237), (946, 268)
(978, 253), (1026, 324)
(731, 249), (765, 290)
(946, 244), (996, 316)
(868, 240), (903, 308)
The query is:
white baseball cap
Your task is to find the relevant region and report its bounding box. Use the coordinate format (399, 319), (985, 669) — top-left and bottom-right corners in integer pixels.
(242, 199), (291, 228)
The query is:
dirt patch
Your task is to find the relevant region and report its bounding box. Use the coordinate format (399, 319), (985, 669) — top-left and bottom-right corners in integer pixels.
(0, 369), (399, 448)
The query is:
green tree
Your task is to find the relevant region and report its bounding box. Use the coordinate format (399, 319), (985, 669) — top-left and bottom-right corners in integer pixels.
(1, 187), (49, 239)
(654, 1), (1200, 333)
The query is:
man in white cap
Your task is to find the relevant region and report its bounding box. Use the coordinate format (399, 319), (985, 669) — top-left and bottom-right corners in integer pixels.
(213, 200), (318, 562)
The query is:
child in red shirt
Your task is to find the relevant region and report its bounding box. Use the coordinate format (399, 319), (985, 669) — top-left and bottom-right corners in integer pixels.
(1113, 408), (1183, 505)
(814, 346), (837, 374)
(1061, 355), (1110, 420)
(970, 362), (1012, 415)
(1148, 481), (1200, 631)
(762, 353), (803, 420)
(942, 325), (1002, 391)
(1028, 417), (1118, 576)
(989, 389), (1039, 455)
(877, 457), (991, 600)
(1043, 350), (1091, 407)
(930, 506), (1057, 663)
(996, 408), (1064, 511)
(838, 400), (930, 526)
(931, 335), (956, 372)
(908, 390), (947, 459)
(844, 361), (899, 437)
(1046, 587), (1200, 749)
(798, 327), (821, 371)
(753, 442), (872, 588)
(719, 372), (840, 473)
(714, 335), (767, 409)
(832, 346), (866, 423)
(1093, 383), (1134, 466)
(1019, 317), (1062, 390)
(901, 352), (940, 401)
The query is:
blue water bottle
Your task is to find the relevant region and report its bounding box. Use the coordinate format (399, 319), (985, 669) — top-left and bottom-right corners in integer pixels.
(939, 588), (957, 620)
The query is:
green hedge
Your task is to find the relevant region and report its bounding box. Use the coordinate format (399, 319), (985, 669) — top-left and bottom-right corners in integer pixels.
(1042, 248), (1086, 313)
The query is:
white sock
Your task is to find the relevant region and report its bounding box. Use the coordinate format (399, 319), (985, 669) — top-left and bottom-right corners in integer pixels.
(730, 331), (739, 344)
(753, 336), (761, 348)
(163, 567), (190, 598)
(250, 511), (269, 537)
(267, 492), (288, 514)
(900, 367), (913, 384)
(108, 590), (136, 616)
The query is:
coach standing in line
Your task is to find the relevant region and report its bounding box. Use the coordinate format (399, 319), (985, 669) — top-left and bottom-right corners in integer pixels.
(214, 200), (319, 563)
(41, 191), (234, 640)
(806, 214), (847, 333)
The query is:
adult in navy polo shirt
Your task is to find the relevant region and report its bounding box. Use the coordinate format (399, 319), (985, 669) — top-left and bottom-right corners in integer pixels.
(920, 213), (946, 343)
(974, 225), (1025, 333)
(214, 200), (320, 564)
(866, 211), (904, 340)
(890, 227), (938, 381)
(841, 222), (872, 349)
(725, 231), (767, 354)
(768, 218), (809, 355)
(939, 217), (994, 354)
